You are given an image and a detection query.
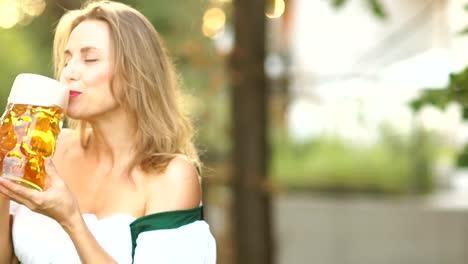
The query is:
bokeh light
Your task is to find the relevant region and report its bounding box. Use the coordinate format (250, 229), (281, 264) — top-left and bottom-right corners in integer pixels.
(0, 0), (46, 29)
(210, 0), (231, 4)
(20, 0), (46, 17)
(202, 7), (226, 38)
(266, 0), (285, 19)
(0, 1), (21, 29)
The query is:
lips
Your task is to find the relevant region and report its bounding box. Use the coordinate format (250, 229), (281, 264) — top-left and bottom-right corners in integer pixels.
(69, 90), (82, 98)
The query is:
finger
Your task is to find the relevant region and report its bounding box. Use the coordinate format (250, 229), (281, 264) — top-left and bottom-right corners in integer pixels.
(0, 179), (32, 208)
(0, 180), (13, 198)
(0, 178), (39, 200)
(0, 178), (41, 206)
(0, 185), (31, 207)
(45, 158), (59, 179)
(44, 158), (61, 188)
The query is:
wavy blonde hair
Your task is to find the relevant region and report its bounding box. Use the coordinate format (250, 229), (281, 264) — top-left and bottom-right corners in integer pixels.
(53, 0), (199, 173)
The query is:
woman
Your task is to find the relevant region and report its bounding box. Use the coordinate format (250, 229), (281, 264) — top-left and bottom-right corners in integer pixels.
(0, 1), (216, 263)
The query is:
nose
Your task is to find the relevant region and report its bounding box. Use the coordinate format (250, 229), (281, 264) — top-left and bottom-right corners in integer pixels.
(61, 60), (80, 83)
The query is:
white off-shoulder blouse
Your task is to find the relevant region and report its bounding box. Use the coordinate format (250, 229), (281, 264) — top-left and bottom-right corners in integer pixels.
(9, 202), (216, 263)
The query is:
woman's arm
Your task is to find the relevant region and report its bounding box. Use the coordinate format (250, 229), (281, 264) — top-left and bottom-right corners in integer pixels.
(0, 195), (14, 264)
(0, 160), (117, 264)
(60, 211), (117, 264)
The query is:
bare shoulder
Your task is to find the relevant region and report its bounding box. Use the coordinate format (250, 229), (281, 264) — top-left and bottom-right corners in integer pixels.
(144, 155), (202, 215)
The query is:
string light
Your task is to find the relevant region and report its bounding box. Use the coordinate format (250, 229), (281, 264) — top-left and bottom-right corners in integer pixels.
(202, 7), (226, 38)
(0, 0), (46, 29)
(266, 0), (285, 19)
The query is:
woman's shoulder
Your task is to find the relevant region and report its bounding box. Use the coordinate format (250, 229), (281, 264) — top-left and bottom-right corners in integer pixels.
(142, 155), (202, 216)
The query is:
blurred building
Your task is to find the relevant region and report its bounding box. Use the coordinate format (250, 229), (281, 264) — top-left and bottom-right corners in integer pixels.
(282, 0), (468, 146)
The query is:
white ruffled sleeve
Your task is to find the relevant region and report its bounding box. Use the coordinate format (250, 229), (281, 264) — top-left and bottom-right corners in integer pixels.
(130, 207), (216, 264)
(133, 221), (216, 264)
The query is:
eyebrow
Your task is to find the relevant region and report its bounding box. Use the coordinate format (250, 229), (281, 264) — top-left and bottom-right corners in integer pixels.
(64, 46), (100, 56)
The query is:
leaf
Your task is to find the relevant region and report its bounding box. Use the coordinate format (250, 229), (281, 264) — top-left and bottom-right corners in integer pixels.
(331, 0), (348, 9)
(448, 68), (468, 107)
(462, 107), (468, 119)
(408, 88), (451, 112)
(458, 27), (468, 35)
(329, 0), (387, 19)
(366, 0), (387, 19)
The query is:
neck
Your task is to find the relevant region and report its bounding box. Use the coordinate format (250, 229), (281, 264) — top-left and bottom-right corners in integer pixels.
(85, 108), (138, 169)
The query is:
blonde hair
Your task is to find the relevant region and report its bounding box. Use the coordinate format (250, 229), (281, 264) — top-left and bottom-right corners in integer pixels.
(53, 0), (199, 173)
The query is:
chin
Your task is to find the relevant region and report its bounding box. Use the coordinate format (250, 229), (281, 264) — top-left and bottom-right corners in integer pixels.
(65, 109), (82, 120)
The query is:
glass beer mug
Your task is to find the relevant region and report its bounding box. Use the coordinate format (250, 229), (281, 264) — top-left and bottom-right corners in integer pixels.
(0, 73), (69, 191)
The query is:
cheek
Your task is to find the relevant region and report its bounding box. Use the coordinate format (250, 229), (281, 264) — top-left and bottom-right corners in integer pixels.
(88, 68), (110, 86)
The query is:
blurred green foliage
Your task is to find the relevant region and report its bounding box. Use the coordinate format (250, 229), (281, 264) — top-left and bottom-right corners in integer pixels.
(409, 67), (468, 168)
(410, 3), (468, 168)
(447, 66), (468, 106)
(410, 67), (468, 112)
(271, 125), (438, 195)
(457, 3), (468, 35)
(329, 0), (386, 19)
(409, 89), (451, 113)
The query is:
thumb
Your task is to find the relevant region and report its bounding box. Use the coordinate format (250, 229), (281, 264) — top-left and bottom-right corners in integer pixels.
(44, 158), (61, 187)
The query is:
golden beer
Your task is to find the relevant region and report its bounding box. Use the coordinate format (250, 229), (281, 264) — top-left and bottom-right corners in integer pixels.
(0, 74), (68, 191)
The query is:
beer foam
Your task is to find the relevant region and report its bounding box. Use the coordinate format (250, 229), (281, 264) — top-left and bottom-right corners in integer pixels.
(8, 73), (69, 110)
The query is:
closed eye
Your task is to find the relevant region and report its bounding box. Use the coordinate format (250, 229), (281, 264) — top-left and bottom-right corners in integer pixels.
(85, 59), (98, 63)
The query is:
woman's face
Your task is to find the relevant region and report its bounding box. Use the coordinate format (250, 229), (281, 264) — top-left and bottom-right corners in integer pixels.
(60, 19), (118, 120)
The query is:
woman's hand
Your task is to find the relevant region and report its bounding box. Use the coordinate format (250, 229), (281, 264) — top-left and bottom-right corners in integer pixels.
(0, 160), (117, 263)
(0, 158), (80, 227)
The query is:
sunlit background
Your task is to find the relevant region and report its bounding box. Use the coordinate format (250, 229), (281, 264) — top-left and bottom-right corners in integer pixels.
(0, 0), (46, 28)
(2, 0), (468, 263)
